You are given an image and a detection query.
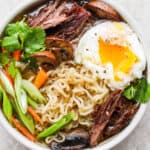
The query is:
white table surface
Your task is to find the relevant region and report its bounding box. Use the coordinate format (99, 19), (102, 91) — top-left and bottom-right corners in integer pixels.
(0, 0), (150, 150)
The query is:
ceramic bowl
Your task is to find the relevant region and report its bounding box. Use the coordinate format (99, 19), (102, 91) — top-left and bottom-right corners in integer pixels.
(0, 0), (147, 150)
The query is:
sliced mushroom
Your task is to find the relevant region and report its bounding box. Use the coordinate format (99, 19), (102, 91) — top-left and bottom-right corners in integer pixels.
(32, 51), (56, 71)
(50, 129), (89, 150)
(87, 1), (122, 21)
(46, 36), (74, 63)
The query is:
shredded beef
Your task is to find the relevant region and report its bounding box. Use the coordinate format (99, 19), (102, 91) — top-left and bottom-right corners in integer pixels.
(27, 0), (90, 40)
(54, 2), (90, 40)
(90, 91), (139, 147)
(103, 97), (139, 138)
(90, 90), (122, 147)
(27, 0), (68, 29)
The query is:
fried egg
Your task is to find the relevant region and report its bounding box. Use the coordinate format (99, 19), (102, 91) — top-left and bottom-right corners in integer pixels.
(75, 21), (146, 89)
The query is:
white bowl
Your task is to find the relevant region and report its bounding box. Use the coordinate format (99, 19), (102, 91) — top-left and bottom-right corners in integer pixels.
(0, 0), (147, 150)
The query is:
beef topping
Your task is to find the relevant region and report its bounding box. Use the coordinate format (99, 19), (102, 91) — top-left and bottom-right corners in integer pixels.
(90, 90), (122, 147)
(54, 2), (90, 40)
(103, 97), (139, 138)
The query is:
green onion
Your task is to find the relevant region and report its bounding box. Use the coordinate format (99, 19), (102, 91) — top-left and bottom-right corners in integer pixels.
(0, 87), (13, 122)
(14, 99), (35, 134)
(37, 112), (74, 139)
(14, 72), (27, 114)
(0, 87), (3, 101)
(27, 96), (38, 110)
(123, 85), (137, 100)
(0, 68), (15, 97)
(22, 80), (46, 104)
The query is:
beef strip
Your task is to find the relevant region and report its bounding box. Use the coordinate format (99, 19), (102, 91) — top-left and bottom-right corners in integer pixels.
(39, 2), (67, 29)
(90, 90), (122, 147)
(27, 0), (68, 29)
(90, 92), (139, 147)
(103, 97), (139, 138)
(27, 1), (90, 41)
(27, 0), (61, 27)
(54, 2), (90, 41)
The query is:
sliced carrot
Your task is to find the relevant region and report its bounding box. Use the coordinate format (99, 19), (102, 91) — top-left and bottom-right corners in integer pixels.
(11, 117), (36, 142)
(27, 106), (43, 126)
(4, 65), (14, 86)
(34, 68), (48, 88)
(13, 50), (22, 61)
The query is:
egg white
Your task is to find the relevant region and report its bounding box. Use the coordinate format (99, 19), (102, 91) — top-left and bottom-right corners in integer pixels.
(75, 21), (146, 90)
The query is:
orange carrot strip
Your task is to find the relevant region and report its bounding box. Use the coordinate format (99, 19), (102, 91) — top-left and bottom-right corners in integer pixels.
(4, 65), (14, 86)
(11, 117), (36, 142)
(28, 106), (43, 126)
(13, 50), (22, 61)
(34, 68), (48, 88)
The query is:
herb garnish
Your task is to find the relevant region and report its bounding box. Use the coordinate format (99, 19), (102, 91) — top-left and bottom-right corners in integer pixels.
(0, 53), (10, 67)
(123, 77), (150, 103)
(1, 19), (46, 55)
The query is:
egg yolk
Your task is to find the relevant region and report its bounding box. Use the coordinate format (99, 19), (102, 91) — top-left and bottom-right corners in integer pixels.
(99, 38), (138, 80)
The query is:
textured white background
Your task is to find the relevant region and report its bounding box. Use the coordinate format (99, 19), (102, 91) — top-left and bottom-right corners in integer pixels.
(0, 0), (150, 150)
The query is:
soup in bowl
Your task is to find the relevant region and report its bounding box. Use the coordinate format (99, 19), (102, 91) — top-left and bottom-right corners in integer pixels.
(0, 0), (148, 150)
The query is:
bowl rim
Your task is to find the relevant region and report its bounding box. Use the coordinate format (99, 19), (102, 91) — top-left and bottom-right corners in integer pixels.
(0, 0), (147, 150)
